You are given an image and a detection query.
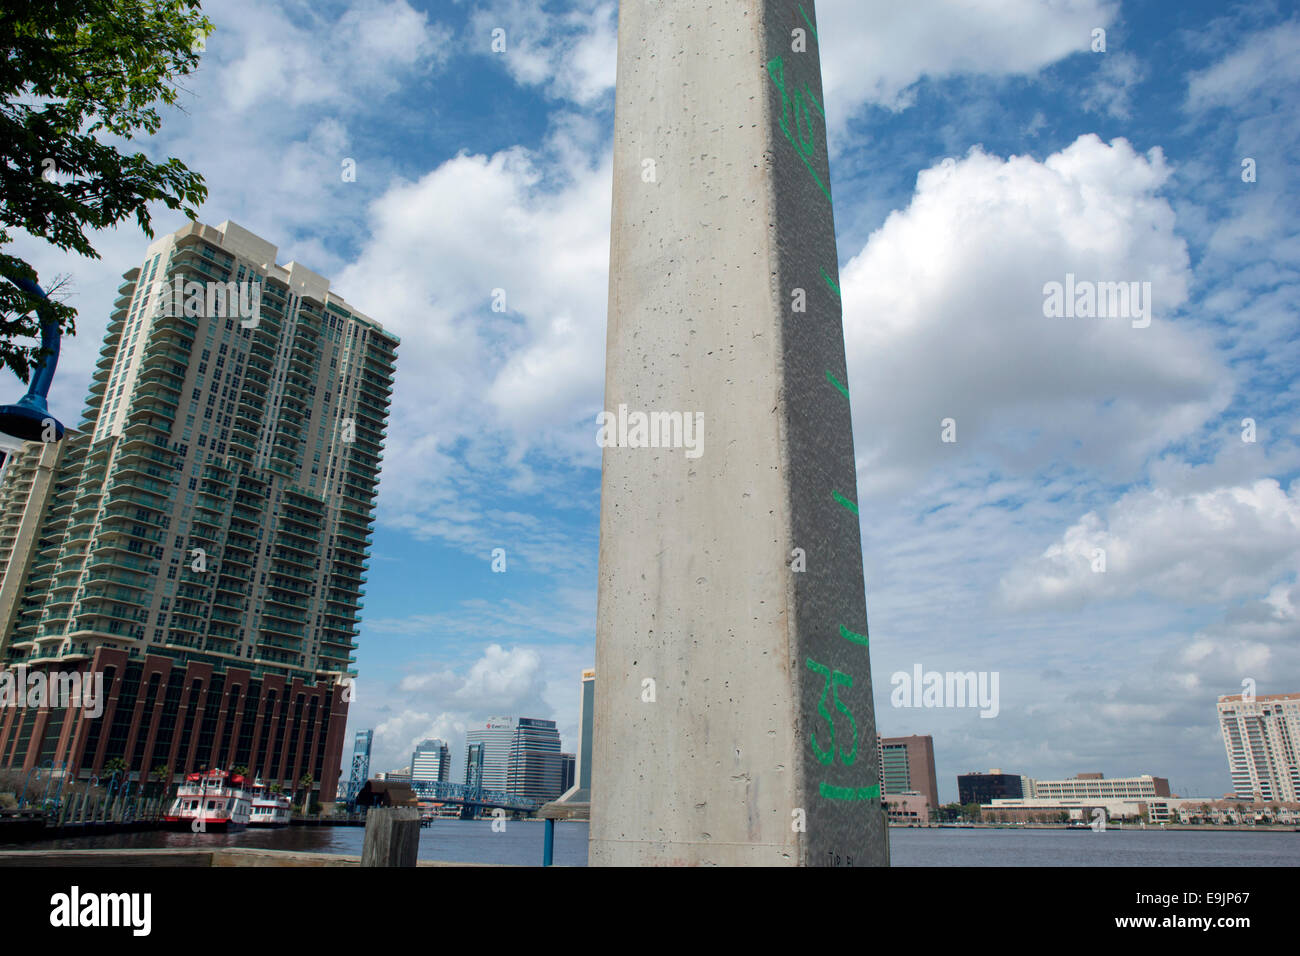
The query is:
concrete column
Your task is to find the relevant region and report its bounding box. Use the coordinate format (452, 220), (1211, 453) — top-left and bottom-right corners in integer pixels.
(591, 0), (888, 866)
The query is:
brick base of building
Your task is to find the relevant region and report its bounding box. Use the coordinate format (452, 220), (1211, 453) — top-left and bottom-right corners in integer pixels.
(0, 647), (348, 802)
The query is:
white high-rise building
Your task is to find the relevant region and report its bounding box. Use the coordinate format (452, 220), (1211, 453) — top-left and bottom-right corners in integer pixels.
(466, 717), (517, 792)
(1218, 692), (1300, 802)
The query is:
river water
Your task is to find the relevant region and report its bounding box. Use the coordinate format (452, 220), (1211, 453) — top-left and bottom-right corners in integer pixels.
(6, 822), (1299, 866)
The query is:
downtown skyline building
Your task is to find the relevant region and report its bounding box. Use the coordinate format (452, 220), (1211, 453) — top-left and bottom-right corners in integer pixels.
(957, 769), (1031, 806)
(465, 718), (517, 793)
(877, 734), (939, 810)
(507, 716), (564, 803)
(1218, 692), (1300, 803)
(0, 220), (398, 803)
(465, 715), (565, 803)
(410, 737), (451, 784)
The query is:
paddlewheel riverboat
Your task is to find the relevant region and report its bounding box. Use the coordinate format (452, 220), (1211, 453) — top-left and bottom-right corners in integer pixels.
(164, 769), (251, 832)
(248, 780), (293, 828)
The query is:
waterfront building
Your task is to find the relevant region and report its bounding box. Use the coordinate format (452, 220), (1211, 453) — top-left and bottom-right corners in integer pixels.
(507, 717), (564, 803)
(411, 738), (451, 784)
(559, 752), (575, 793)
(1029, 773), (1171, 802)
(0, 220), (398, 805)
(884, 791), (931, 824)
(1163, 798), (1300, 825)
(464, 716), (565, 801)
(466, 718), (516, 791)
(1217, 692), (1300, 802)
(877, 734), (939, 810)
(958, 769), (1027, 805)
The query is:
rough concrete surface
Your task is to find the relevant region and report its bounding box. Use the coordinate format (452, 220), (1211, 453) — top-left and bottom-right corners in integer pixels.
(592, 0), (888, 866)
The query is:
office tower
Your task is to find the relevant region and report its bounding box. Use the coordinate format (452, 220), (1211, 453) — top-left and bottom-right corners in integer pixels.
(559, 752), (575, 793)
(876, 735), (940, 810)
(957, 769), (1027, 805)
(465, 716), (565, 801)
(410, 737), (451, 784)
(347, 728), (373, 805)
(464, 741), (485, 790)
(466, 718), (516, 792)
(558, 667), (594, 803)
(1218, 692), (1300, 802)
(507, 717), (563, 803)
(0, 220), (397, 805)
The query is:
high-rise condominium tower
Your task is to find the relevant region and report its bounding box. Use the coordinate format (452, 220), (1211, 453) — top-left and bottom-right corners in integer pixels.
(1218, 692), (1300, 802)
(0, 220), (397, 803)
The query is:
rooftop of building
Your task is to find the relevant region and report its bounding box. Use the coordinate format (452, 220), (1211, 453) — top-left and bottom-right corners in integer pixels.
(143, 219), (399, 344)
(1218, 692), (1300, 703)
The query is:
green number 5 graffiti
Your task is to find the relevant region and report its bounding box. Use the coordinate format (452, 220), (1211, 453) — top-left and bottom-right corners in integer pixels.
(805, 658), (859, 767)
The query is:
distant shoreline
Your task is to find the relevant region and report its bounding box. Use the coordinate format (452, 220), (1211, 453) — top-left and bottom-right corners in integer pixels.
(892, 823), (1300, 833)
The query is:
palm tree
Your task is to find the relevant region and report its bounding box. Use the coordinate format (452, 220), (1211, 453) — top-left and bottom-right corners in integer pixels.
(148, 764), (171, 798)
(298, 773), (314, 814)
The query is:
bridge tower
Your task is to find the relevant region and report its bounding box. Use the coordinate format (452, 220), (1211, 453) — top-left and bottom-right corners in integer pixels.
(347, 729), (372, 809)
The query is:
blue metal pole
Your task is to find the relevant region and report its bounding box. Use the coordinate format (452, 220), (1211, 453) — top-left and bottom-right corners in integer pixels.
(0, 275), (66, 441)
(543, 817), (555, 867)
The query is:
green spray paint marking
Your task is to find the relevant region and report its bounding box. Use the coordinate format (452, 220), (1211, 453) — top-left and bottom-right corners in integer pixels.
(766, 57), (832, 205)
(838, 624), (868, 646)
(825, 370), (849, 400)
(806, 89), (825, 120)
(807, 658), (859, 766)
(832, 490), (858, 516)
(806, 658), (835, 765)
(820, 782), (881, 802)
(820, 266), (840, 299)
(798, 4), (820, 45)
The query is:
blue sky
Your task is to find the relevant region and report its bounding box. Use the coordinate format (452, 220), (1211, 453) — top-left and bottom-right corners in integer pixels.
(8, 0), (1300, 801)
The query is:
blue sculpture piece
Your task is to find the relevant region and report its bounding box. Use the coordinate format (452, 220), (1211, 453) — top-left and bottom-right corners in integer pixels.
(0, 275), (66, 442)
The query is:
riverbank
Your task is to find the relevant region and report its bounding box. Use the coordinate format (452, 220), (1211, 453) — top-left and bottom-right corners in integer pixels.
(892, 822), (1300, 832)
(0, 847), (503, 866)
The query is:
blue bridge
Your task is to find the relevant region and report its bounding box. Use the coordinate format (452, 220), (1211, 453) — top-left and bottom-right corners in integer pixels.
(408, 780), (539, 814)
